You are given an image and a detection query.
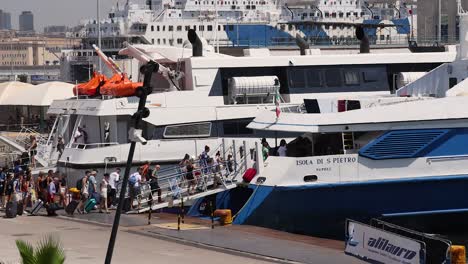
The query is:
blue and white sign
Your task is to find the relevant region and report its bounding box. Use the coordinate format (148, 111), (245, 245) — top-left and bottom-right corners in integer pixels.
(345, 220), (425, 264)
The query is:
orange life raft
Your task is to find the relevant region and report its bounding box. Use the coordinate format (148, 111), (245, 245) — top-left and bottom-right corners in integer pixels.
(73, 72), (108, 97)
(100, 74), (143, 97)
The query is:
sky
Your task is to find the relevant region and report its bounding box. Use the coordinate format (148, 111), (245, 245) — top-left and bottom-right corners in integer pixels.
(1, 0), (145, 31)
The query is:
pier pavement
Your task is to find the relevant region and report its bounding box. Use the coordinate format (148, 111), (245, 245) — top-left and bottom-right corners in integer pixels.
(0, 208), (363, 263)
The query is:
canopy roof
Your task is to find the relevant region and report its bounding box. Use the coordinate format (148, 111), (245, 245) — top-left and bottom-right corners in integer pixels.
(248, 96), (468, 133)
(0, 81), (74, 106)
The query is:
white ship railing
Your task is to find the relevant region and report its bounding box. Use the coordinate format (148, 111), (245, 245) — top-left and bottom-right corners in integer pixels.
(69, 142), (120, 150)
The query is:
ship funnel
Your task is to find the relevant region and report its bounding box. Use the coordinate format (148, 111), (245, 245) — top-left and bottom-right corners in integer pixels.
(356, 26), (370, 54)
(295, 33), (310, 56)
(188, 29), (203, 57)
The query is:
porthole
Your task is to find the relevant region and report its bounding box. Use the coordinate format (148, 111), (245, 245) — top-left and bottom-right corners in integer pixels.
(304, 175), (318, 182)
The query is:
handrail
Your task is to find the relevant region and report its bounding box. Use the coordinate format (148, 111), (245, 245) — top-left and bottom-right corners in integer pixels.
(426, 155), (468, 164)
(133, 160), (242, 207)
(69, 142), (119, 150)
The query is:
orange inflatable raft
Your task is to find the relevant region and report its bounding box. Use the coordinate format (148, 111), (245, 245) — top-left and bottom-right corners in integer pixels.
(73, 72), (108, 97)
(100, 74), (143, 97)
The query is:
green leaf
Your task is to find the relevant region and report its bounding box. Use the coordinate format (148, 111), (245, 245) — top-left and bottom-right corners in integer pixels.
(34, 236), (65, 264)
(15, 239), (36, 264)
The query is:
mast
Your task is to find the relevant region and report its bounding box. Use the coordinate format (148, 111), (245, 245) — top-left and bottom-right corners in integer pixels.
(97, 0), (102, 72)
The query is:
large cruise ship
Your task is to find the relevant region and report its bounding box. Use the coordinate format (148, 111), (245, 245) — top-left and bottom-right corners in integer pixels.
(77, 0), (414, 47)
(61, 0), (415, 82)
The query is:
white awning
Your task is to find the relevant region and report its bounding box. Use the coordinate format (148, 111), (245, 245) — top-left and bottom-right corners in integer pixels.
(0, 81), (74, 106)
(248, 96), (468, 133)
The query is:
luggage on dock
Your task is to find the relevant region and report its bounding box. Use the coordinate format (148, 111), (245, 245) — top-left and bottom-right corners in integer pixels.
(30, 200), (44, 215)
(242, 168), (257, 183)
(46, 203), (61, 216)
(65, 200), (79, 215)
(91, 192), (101, 204)
(17, 202), (24, 216)
(5, 201), (17, 218)
(84, 198), (97, 213)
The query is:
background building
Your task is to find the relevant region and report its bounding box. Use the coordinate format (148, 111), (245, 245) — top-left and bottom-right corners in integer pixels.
(0, 36), (80, 67)
(418, 0), (468, 43)
(0, 10), (12, 30)
(19, 11), (34, 32)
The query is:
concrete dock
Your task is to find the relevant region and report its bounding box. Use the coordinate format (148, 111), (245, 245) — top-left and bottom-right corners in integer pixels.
(0, 208), (363, 263)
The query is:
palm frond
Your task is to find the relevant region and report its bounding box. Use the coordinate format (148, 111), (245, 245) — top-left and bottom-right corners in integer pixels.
(15, 239), (36, 264)
(34, 236), (65, 264)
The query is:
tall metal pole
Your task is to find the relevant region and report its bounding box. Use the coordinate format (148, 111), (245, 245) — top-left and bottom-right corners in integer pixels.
(104, 61), (159, 264)
(97, 0), (102, 72)
(438, 0), (442, 42)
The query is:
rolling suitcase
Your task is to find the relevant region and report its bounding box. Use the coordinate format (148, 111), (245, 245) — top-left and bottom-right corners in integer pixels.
(5, 201), (17, 218)
(65, 200), (79, 215)
(30, 200), (43, 215)
(17, 202), (24, 216)
(84, 198), (97, 213)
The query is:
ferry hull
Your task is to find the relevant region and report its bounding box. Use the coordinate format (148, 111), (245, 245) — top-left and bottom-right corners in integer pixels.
(229, 175), (468, 239)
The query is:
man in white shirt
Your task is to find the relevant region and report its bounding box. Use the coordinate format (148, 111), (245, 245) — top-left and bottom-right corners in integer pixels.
(108, 168), (120, 208)
(129, 167), (142, 210)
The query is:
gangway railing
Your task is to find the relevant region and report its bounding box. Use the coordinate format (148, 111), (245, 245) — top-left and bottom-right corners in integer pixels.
(127, 140), (254, 214)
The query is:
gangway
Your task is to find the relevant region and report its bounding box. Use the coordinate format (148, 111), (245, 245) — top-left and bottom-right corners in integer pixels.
(129, 140), (255, 214)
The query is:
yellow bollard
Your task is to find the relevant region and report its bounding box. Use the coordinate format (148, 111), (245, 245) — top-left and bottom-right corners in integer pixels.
(214, 209), (232, 226)
(451, 245), (466, 264)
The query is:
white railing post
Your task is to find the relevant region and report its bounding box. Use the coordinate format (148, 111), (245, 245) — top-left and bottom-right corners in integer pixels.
(232, 140), (237, 173)
(243, 140), (248, 170)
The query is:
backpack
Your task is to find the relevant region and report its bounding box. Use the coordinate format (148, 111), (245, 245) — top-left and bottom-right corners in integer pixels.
(76, 178), (83, 191)
(128, 174), (137, 186)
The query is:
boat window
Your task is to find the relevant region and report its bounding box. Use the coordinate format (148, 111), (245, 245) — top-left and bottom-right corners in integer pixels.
(185, 25), (190, 31)
(324, 69), (342, 87)
(223, 120), (253, 135)
(164, 122), (212, 138)
(151, 25), (154, 31)
(305, 69), (322, 87)
(344, 70), (360, 86)
(208, 25), (213, 31)
(288, 69), (306, 89)
(199, 25), (205, 31)
(304, 175), (318, 182)
(169, 25), (174, 31)
(363, 70), (380, 83)
(177, 26), (182, 31)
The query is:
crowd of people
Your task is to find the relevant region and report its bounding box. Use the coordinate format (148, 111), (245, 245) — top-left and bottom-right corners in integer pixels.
(0, 165), (68, 216)
(0, 137), (286, 216)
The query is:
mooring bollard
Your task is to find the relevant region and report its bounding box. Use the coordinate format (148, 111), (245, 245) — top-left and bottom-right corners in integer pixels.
(181, 197), (185, 224)
(210, 201), (214, 229)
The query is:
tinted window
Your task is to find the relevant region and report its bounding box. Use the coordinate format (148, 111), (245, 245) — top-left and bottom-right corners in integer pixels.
(223, 120), (253, 135)
(344, 70), (360, 86)
(325, 69), (342, 87)
(363, 70), (380, 82)
(306, 69), (322, 87)
(288, 69), (306, 88)
(164, 122), (211, 138)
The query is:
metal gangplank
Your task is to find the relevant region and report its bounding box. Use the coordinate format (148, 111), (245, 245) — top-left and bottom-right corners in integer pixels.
(131, 141), (252, 214)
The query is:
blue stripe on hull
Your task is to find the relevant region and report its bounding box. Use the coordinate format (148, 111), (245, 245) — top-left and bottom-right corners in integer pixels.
(234, 175), (468, 239)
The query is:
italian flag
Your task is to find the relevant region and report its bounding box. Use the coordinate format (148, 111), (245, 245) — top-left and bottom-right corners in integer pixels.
(275, 88), (281, 119)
